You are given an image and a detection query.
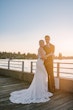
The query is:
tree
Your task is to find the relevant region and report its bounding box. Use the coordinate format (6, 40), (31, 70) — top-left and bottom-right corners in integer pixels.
(58, 53), (62, 59)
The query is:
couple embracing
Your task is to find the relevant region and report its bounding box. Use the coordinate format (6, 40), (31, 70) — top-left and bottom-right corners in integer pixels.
(9, 35), (55, 104)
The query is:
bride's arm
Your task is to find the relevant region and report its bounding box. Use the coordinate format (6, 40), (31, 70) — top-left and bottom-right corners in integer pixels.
(45, 53), (54, 58)
(38, 48), (54, 60)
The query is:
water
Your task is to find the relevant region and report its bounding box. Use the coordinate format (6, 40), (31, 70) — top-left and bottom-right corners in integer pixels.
(0, 59), (73, 79)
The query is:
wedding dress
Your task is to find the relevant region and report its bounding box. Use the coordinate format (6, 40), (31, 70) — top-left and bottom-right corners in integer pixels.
(9, 48), (53, 104)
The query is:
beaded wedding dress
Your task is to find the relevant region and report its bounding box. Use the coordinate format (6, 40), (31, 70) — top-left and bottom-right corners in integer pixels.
(9, 48), (53, 104)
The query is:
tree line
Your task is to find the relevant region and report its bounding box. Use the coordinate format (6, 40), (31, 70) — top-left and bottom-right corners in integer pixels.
(0, 51), (73, 59)
(0, 52), (38, 59)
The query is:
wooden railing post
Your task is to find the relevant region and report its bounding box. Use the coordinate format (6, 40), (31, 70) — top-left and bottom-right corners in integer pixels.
(8, 59), (10, 69)
(22, 61), (24, 72)
(55, 62), (60, 89)
(31, 62), (33, 73)
(57, 62), (60, 78)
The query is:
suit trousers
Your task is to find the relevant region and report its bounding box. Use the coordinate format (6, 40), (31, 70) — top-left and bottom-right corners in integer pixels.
(44, 62), (55, 92)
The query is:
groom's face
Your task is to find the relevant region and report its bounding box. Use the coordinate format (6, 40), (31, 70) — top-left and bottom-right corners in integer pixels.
(45, 37), (50, 44)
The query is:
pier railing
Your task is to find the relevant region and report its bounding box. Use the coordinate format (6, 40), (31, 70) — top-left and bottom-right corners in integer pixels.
(0, 59), (73, 79)
(31, 61), (73, 79)
(0, 59), (24, 72)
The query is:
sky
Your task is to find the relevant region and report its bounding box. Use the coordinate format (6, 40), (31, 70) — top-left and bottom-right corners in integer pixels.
(0, 0), (73, 56)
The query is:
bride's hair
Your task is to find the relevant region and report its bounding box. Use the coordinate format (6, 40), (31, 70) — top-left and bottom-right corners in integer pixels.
(39, 40), (44, 44)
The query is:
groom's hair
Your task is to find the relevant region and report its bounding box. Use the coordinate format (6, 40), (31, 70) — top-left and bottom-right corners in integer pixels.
(45, 35), (50, 39)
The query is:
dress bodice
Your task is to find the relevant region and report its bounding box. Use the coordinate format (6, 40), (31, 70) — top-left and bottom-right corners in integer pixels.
(38, 47), (46, 58)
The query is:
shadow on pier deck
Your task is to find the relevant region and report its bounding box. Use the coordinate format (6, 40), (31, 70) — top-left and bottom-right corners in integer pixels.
(0, 74), (73, 110)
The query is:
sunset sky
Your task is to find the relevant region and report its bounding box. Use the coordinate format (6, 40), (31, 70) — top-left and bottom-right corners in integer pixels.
(0, 0), (73, 56)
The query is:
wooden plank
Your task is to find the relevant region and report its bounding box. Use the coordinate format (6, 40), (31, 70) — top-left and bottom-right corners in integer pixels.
(0, 75), (73, 110)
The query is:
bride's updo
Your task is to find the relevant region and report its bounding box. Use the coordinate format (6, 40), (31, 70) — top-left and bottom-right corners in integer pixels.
(39, 40), (44, 47)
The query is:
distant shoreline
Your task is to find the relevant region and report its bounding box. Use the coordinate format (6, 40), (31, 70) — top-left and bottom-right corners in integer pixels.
(0, 51), (73, 59)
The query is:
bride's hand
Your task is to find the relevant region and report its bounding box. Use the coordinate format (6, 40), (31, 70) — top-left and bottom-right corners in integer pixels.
(41, 56), (47, 60)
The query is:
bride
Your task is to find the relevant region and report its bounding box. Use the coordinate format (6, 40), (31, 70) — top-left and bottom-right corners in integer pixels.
(9, 40), (53, 104)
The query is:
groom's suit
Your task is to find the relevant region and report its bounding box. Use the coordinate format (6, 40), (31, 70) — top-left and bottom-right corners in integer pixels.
(44, 43), (55, 92)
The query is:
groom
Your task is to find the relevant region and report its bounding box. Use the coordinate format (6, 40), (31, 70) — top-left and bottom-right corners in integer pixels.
(44, 35), (55, 93)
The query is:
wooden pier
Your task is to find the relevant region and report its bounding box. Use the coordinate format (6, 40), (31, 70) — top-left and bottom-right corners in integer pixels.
(0, 73), (73, 110)
(0, 59), (73, 110)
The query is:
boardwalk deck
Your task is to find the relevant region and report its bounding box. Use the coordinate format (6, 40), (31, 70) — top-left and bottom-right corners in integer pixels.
(0, 75), (73, 110)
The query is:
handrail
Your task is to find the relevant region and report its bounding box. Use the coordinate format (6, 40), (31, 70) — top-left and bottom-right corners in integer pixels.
(0, 59), (24, 72)
(0, 59), (73, 79)
(54, 62), (73, 64)
(30, 61), (73, 78)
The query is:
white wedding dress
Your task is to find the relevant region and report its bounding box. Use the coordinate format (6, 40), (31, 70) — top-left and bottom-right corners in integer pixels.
(9, 49), (53, 104)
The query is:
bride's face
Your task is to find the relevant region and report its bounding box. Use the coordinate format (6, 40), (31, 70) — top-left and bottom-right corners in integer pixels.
(39, 41), (44, 47)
